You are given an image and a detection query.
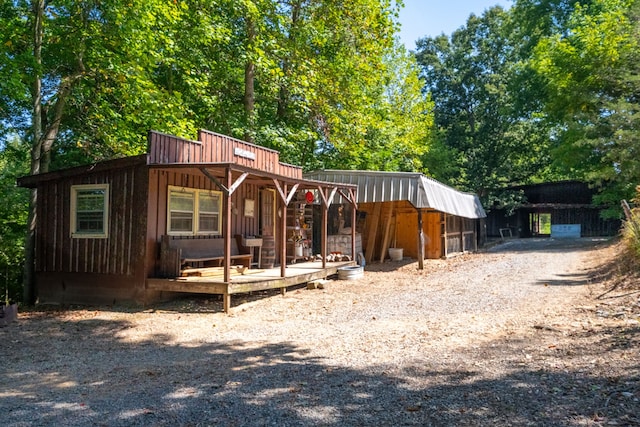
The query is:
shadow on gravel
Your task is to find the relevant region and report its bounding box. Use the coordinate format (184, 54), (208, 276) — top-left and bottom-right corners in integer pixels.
(534, 272), (594, 287)
(2, 314), (638, 426)
(487, 237), (614, 254)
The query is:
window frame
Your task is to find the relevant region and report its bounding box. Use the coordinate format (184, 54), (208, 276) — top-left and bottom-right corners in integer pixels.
(70, 184), (110, 239)
(167, 185), (223, 236)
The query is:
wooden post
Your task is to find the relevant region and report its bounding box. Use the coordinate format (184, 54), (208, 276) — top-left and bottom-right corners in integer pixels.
(365, 202), (382, 263)
(280, 185), (288, 278)
(223, 167), (232, 283)
(442, 214), (448, 258)
(351, 201), (357, 261)
(418, 209), (425, 270)
(223, 292), (231, 313)
(321, 195), (328, 268)
(379, 205), (393, 262)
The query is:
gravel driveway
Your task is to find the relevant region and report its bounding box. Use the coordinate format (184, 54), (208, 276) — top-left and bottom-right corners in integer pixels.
(1, 238), (638, 426)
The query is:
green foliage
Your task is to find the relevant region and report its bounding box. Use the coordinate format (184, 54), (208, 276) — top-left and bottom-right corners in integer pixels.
(622, 187), (640, 264)
(529, 0), (639, 213)
(415, 6), (556, 200)
(0, 137), (29, 303)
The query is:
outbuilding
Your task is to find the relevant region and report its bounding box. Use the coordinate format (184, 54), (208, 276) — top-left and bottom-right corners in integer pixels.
(303, 170), (486, 268)
(486, 181), (620, 238)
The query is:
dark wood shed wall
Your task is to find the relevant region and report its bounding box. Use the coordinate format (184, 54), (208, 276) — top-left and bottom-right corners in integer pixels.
(146, 168), (261, 277)
(487, 207), (620, 237)
(33, 163), (149, 304)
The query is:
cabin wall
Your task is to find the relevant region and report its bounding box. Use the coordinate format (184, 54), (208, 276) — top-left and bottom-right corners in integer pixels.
(34, 163), (149, 305)
(146, 168), (262, 277)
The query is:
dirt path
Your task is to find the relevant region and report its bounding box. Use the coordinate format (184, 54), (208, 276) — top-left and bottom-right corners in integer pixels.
(1, 238), (638, 426)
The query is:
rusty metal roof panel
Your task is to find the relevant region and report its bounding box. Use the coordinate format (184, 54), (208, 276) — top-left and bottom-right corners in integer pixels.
(304, 170), (486, 219)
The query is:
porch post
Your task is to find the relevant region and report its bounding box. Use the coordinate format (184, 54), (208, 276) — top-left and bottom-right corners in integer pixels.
(223, 167), (232, 283)
(321, 194), (328, 269)
(280, 183), (288, 278)
(418, 209), (425, 270)
(443, 213), (448, 258)
(351, 197), (357, 262)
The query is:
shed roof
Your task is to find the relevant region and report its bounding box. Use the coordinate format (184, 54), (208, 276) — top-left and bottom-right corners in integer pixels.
(304, 170), (486, 219)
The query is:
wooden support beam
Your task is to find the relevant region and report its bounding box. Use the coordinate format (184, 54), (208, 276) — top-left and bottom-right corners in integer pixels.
(223, 292), (231, 314)
(321, 194), (328, 268)
(442, 214), (448, 258)
(223, 168), (232, 283)
(379, 207), (393, 262)
(365, 202), (382, 264)
(280, 184), (288, 278)
(200, 168), (248, 196)
(418, 209), (425, 270)
(351, 199), (357, 261)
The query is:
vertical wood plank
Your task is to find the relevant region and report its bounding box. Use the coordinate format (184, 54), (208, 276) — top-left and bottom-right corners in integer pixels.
(418, 209), (425, 269)
(365, 202), (381, 263)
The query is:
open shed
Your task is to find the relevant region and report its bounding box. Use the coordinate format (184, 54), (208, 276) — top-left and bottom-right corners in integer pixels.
(304, 170), (486, 268)
(18, 130), (358, 311)
(486, 181), (621, 238)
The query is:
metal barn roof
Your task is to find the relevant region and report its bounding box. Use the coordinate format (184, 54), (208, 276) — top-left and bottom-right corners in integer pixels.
(304, 170), (486, 219)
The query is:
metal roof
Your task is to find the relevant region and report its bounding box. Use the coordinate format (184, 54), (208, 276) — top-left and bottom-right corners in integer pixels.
(304, 170), (486, 219)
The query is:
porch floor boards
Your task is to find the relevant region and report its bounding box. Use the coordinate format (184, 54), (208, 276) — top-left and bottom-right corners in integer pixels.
(146, 260), (355, 312)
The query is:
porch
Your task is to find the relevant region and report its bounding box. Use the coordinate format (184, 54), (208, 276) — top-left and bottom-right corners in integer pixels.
(146, 260), (355, 313)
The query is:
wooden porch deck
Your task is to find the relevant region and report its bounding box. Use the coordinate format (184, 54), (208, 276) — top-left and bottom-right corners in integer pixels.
(146, 260), (355, 312)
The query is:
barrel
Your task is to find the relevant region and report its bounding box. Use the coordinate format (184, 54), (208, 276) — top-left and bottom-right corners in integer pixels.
(260, 236), (275, 269)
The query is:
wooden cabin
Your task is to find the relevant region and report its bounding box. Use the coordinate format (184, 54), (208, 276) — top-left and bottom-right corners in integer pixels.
(304, 170), (486, 268)
(18, 130), (358, 312)
(486, 181), (621, 238)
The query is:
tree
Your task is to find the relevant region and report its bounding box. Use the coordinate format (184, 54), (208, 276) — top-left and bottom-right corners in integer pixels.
(415, 6), (554, 204)
(1, 0), (198, 303)
(529, 0), (640, 214)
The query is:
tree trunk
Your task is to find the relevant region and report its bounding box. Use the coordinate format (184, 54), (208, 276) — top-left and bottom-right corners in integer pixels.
(277, 0), (302, 121)
(244, 17), (256, 143)
(24, 0), (82, 304)
(23, 0), (45, 305)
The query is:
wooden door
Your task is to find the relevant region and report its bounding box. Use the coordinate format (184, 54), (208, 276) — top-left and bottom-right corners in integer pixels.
(260, 189), (276, 267)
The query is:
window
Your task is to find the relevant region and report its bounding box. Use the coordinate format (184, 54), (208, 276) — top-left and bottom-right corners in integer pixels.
(167, 186), (222, 235)
(198, 191), (221, 233)
(71, 184), (109, 238)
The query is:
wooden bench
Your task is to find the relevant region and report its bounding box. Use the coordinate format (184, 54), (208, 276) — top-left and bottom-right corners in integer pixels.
(160, 236), (252, 278)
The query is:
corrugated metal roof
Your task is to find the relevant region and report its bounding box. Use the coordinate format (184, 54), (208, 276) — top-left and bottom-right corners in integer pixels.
(304, 170), (486, 219)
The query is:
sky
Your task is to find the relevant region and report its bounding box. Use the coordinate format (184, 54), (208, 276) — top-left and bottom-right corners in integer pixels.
(398, 0), (512, 50)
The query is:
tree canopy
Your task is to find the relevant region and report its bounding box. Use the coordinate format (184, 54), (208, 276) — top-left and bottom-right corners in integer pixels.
(414, 0), (640, 214)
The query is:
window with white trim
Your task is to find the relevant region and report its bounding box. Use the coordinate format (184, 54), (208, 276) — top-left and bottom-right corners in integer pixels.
(167, 186), (222, 235)
(70, 184), (109, 238)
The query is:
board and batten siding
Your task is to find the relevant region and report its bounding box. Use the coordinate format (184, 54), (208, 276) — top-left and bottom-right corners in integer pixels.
(147, 130), (302, 179)
(146, 167), (262, 277)
(33, 163), (149, 304)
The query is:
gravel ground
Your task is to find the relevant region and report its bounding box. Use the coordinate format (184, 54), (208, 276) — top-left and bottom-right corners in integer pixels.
(1, 238), (639, 426)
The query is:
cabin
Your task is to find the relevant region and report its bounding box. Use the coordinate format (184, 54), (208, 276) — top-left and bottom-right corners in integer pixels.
(486, 181), (621, 238)
(303, 170), (486, 268)
(18, 130), (358, 312)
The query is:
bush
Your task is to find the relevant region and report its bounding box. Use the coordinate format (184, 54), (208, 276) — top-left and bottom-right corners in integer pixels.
(621, 185), (640, 268)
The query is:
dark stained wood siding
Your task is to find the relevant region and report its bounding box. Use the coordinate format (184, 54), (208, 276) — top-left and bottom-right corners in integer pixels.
(145, 168), (262, 277)
(33, 163), (149, 304)
(147, 130), (303, 179)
